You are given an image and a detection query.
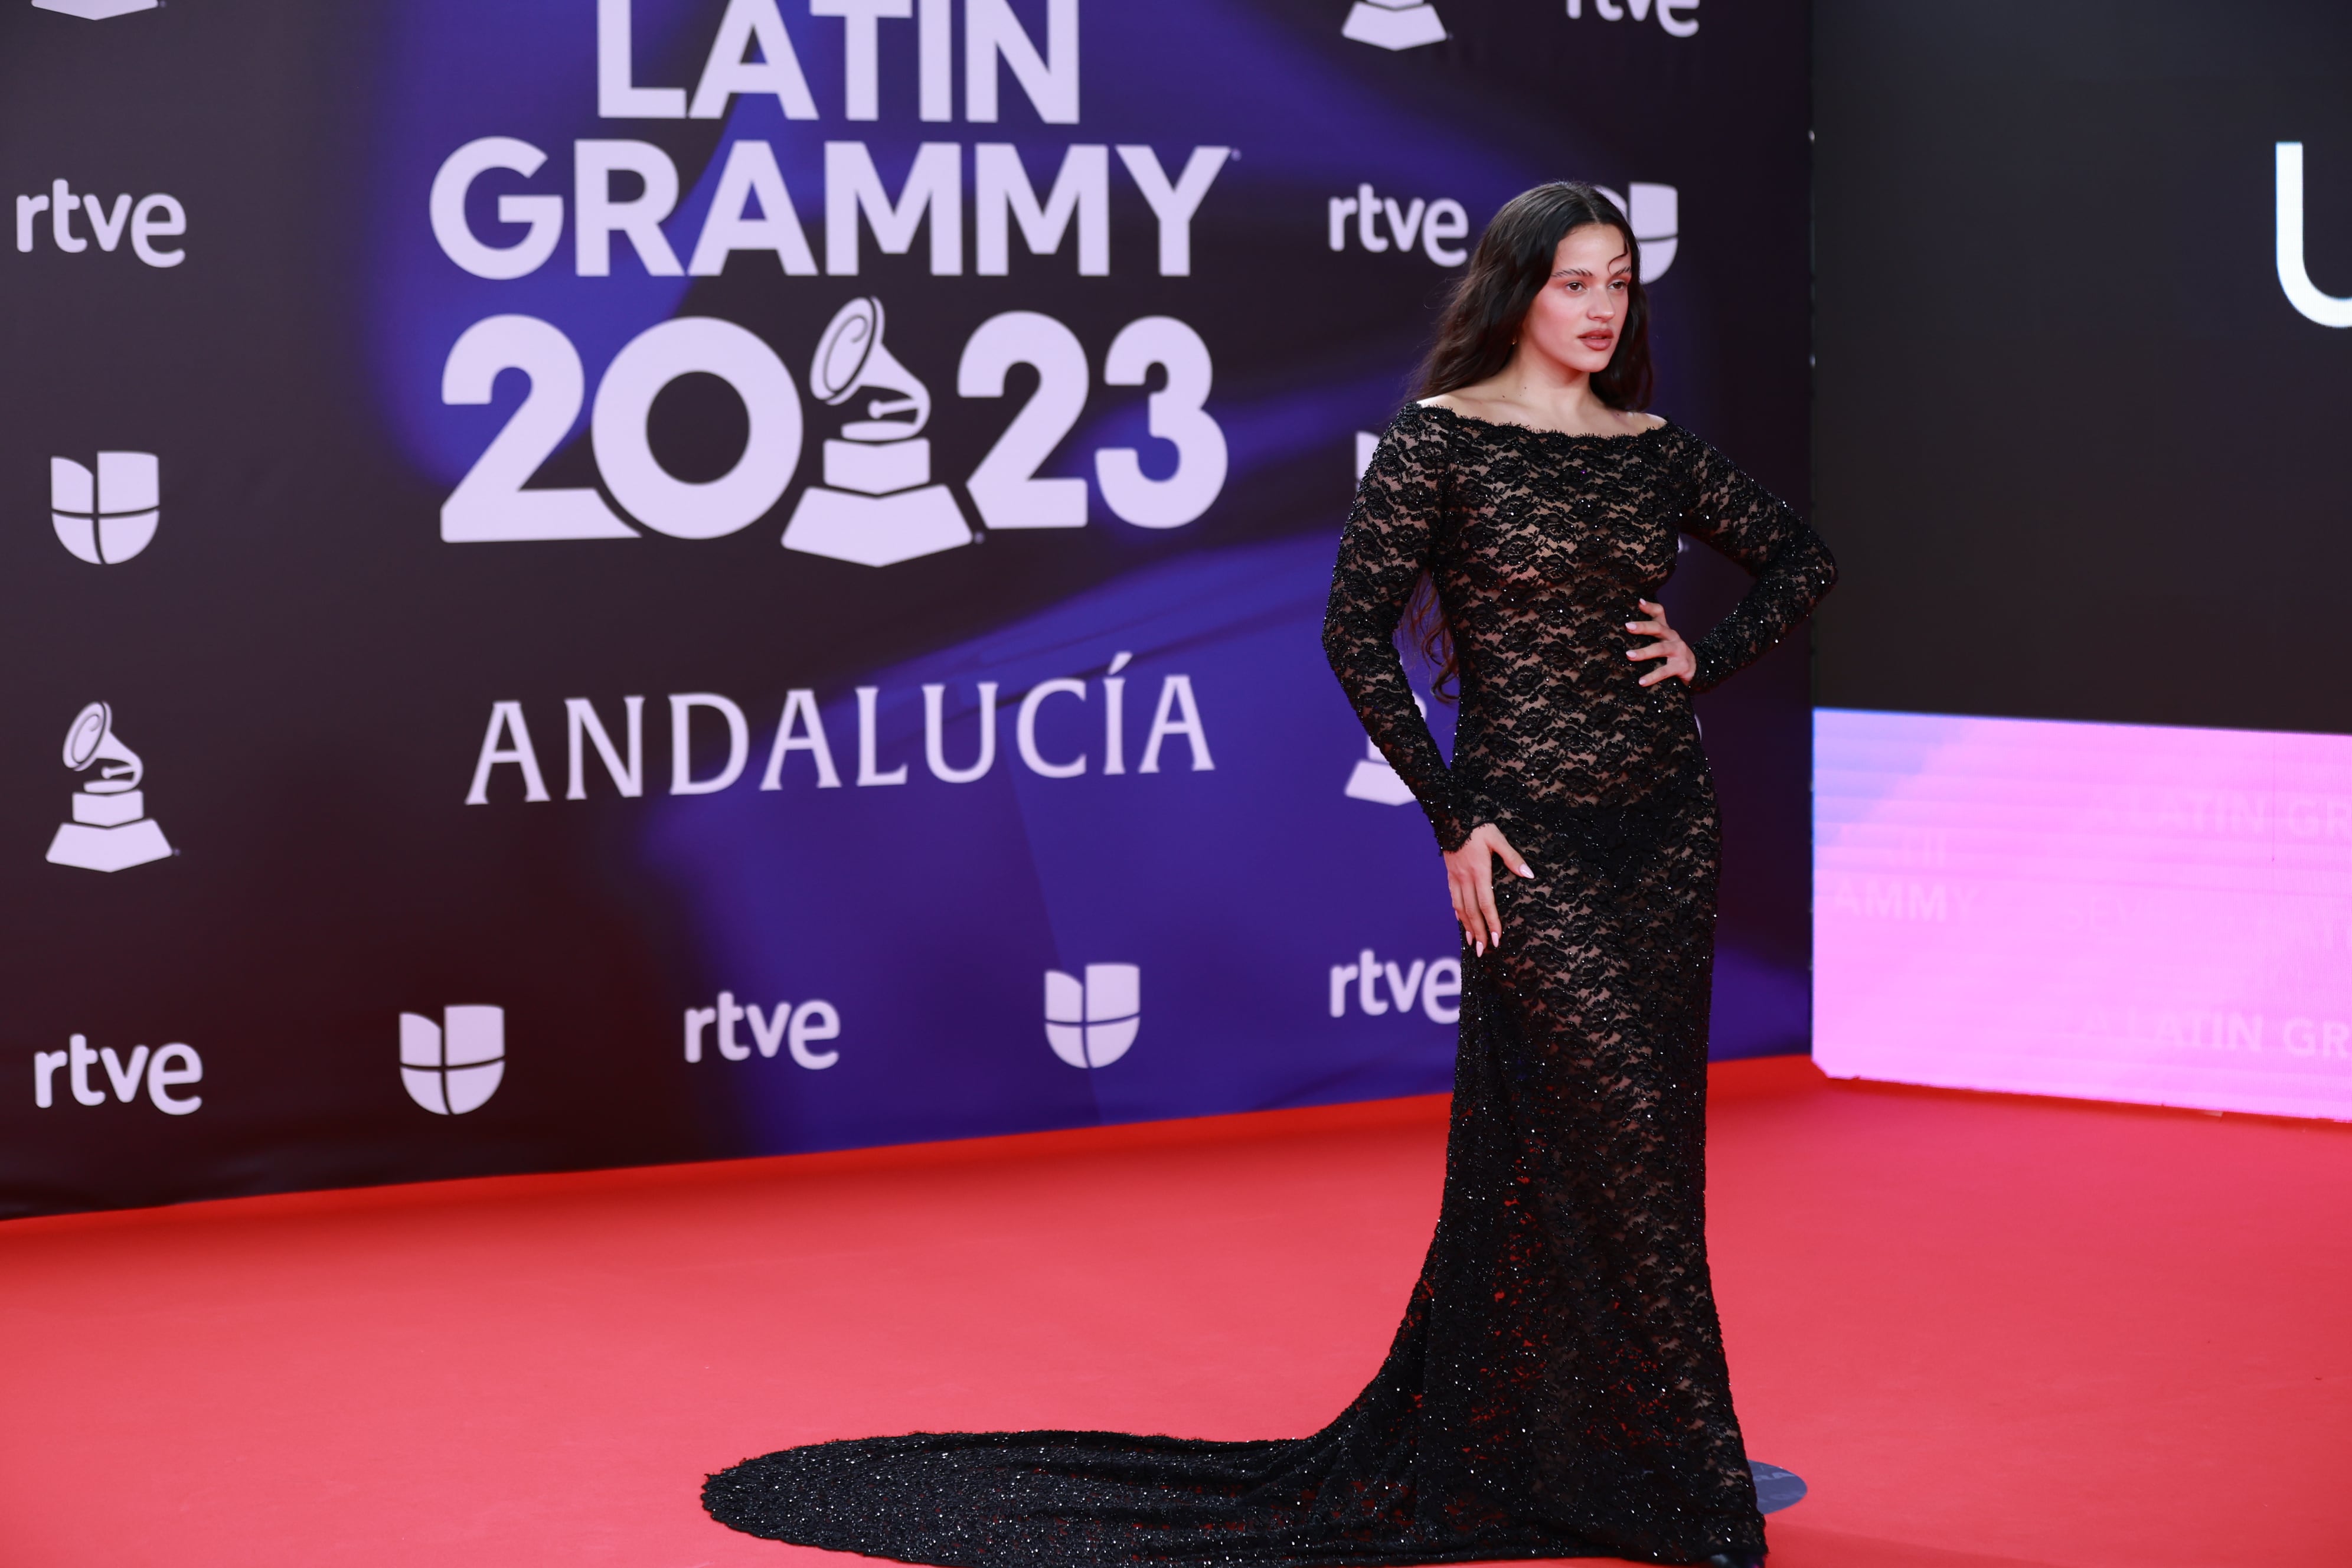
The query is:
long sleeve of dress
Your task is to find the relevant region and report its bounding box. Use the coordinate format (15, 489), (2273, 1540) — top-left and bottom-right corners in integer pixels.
(1322, 412), (1470, 852)
(1674, 435), (1838, 694)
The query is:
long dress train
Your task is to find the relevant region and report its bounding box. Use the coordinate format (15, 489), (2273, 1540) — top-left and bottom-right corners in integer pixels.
(704, 402), (1837, 1566)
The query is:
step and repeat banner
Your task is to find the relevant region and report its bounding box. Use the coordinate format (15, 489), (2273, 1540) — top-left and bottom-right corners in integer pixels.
(1815, 0), (2352, 1120)
(0, 0), (1809, 1216)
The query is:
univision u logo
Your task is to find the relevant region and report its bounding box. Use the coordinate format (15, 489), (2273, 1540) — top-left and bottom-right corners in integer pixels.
(2276, 142), (2352, 327)
(1044, 964), (1139, 1069)
(400, 1005), (505, 1114)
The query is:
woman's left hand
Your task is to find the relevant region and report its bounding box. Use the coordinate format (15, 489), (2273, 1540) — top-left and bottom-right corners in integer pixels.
(1626, 599), (1696, 687)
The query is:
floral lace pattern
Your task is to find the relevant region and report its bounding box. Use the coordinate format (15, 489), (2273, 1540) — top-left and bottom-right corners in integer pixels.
(703, 403), (1834, 1567)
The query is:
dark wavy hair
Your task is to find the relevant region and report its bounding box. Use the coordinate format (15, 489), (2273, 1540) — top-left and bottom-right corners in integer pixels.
(1406, 183), (1653, 696)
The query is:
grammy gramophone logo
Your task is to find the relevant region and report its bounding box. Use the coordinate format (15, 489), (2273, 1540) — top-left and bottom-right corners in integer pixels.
(1342, 0), (1445, 50)
(30, 0), (159, 17)
(45, 702), (173, 873)
(780, 297), (974, 568)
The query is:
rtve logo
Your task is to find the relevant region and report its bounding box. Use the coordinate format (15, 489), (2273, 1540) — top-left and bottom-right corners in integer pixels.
(14, 181), (186, 266)
(1329, 948), (1461, 1023)
(34, 1035), (202, 1113)
(1046, 963), (1138, 1069)
(682, 991), (841, 1068)
(1565, 0), (1700, 38)
(400, 1006), (506, 1115)
(1344, 0), (1700, 50)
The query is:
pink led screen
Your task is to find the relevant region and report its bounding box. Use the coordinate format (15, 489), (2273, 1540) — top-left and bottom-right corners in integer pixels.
(1814, 708), (2352, 1122)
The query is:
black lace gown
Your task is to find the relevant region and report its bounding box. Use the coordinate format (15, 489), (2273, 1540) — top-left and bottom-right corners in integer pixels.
(704, 403), (1837, 1566)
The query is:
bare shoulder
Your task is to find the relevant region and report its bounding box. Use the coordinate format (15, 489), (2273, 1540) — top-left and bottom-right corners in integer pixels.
(1417, 388), (1523, 428)
(1635, 411), (1670, 432)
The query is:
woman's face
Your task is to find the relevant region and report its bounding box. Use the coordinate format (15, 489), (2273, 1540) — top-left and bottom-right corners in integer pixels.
(1518, 222), (1632, 377)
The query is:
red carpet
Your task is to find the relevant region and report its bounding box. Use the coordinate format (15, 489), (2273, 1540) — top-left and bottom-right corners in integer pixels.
(0, 1057), (2342, 1567)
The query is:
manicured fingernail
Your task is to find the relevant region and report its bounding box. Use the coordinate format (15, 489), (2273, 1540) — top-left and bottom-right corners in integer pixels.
(1474, 941), (1485, 956)
(1517, 865), (1534, 878)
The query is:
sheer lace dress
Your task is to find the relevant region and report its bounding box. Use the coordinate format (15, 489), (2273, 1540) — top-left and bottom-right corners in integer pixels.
(703, 401), (1837, 1566)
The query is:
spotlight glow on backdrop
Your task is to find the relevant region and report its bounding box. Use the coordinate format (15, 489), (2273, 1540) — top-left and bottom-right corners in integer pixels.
(1816, 708), (2352, 1122)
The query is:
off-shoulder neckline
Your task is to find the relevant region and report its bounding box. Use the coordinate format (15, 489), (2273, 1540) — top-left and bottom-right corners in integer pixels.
(1411, 400), (1672, 444)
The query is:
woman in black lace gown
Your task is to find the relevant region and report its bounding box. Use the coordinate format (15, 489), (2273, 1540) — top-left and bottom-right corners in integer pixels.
(705, 184), (1835, 1568)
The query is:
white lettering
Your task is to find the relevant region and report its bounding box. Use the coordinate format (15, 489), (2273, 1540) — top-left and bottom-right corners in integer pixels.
(129, 194), (185, 268)
(1355, 950), (1388, 1015)
(789, 1000), (842, 1067)
(16, 193), (48, 252)
(467, 701), (551, 804)
(1383, 196), (1426, 251)
(974, 143), (1108, 275)
(66, 1036), (101, 1106)
(432, 138), (564, 280)
(1017, 678), (1087, 776)
(100, 1044), (151, 1103)
(146, 1043), (202, 1116)
(85, 193), (130, 251)
(690, 0), (819, 120)
(599, 0), (687, 117)
(825, 141), (962, 275)
(2277, 142), (2352, 328)
(918, 0), (952, 119)
(1355, 182), (1386, 251)
(669, 693), (750, 794)
(812, 0), (913, 121)
(717, 991), (751, 1060)
(566, 695), (645, 799)
(441, 316), (636, 541)
(965, 0), (1079, 123)
(1329, 964), (1356, 1018)
(1116, 146), (1228, 276)
(34, 1049), (67, 1109)
(1102, 650), (1131, 775)
(1138, 673), (1212, 772)
(857, 685), (908, 785)
(1422, 958), (1461, 1023)
(923, 681), (999, 782)
(760, 688), (842, 789)
(688, 140), (818, 275)
(1096, 316), (1226, 527)
(576, 140), (684, 276)
(51, 178), (84, 253)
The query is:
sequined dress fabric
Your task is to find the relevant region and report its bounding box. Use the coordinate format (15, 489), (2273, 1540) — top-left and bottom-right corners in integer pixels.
(703, 403), (1835, 1566)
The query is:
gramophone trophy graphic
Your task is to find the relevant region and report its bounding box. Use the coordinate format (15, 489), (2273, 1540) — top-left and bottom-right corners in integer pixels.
(1341, 0), (1446, 50)
(780, 297), (974, 567)
(45, 702), (173, 872)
